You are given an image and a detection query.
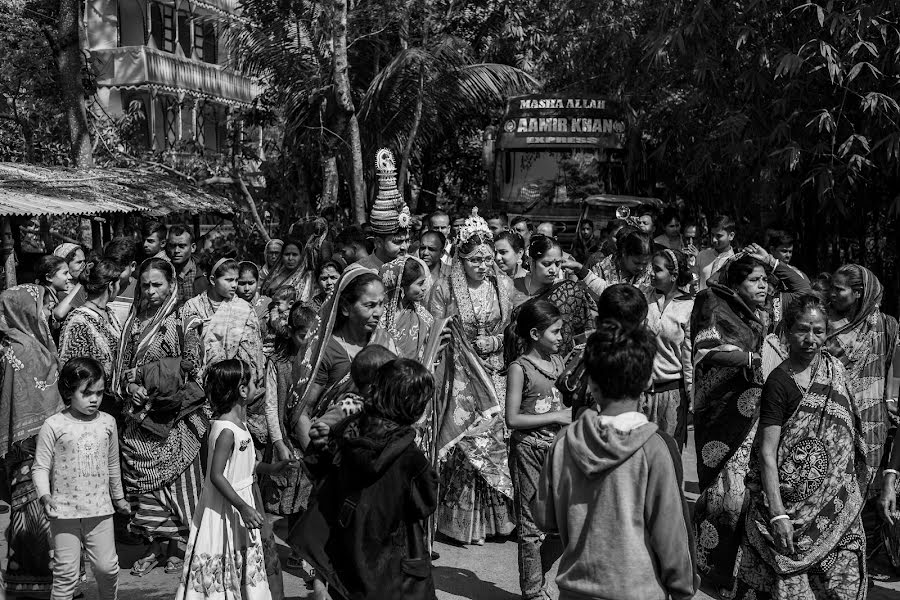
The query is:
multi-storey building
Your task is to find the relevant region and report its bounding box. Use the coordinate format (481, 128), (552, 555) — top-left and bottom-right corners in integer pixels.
(88, 0), (260, 154)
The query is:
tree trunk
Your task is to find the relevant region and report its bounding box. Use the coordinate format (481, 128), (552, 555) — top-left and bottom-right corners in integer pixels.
(331, 0), (366, 223)
(398, 70), (424, 208)
(321, 154), (339, 210)
(57, 0), (93, 167)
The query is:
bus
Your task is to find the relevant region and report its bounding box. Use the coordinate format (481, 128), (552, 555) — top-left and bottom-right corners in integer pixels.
(483, 93), (657, 245)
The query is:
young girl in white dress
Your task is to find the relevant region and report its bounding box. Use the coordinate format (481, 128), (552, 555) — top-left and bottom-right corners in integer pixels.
(176, 359), (292, 600)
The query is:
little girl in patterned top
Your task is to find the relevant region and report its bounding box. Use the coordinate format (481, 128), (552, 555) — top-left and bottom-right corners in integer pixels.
(504, 299), (572, 600)
(176, 359), (292, 600)
(32, 356), (131, 600)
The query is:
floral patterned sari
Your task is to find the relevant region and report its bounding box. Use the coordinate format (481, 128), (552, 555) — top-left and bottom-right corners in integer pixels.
(691, 283), (766, 591)
(428, 259), (516, 543)
(736, 354), (868, 599)
(372, 255), (434, 363)
(0, 284), (63, 598)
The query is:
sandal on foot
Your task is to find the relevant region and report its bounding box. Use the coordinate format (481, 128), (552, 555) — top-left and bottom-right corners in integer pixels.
(131, 554), (159, 577)
(164, 557), (184, 574)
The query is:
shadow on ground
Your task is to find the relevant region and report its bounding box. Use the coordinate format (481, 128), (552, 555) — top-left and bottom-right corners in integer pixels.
(433, 566), (520, 600)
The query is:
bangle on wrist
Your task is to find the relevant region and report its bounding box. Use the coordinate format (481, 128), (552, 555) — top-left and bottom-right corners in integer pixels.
(769, 514), (790, 525)
(884, 469), (900, 477)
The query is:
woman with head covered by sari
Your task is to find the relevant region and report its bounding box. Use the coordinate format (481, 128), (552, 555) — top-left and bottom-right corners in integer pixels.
(691, 253), (769, 596)
(0, 284), (64, 598)
(428, 209), (516, 545)
(826, 265), (899, 566)
(290, 265), (386, 450)
(372, 255), (434, 363)
(113, 257), (210, 577)
(735, 294), (869, 599)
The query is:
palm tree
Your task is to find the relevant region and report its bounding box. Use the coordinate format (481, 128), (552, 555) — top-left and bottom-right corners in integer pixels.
(224, 0), (538, 216)
(359, 34), (539, 208)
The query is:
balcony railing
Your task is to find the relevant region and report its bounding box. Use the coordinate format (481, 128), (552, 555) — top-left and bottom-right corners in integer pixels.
(93, 46), (261, 106)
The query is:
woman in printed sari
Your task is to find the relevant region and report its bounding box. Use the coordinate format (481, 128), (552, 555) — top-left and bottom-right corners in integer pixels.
(58, 259), (123, 389)
(52, 242), (88, 306)
(291, 265), (386, 450)
(0, 284), (64, 598)
(372, 255), (434, 362)
(691, 254), (769, 596)
(305, 259), (344, 314)
(113, 257), (210, 577)
(181, 258), (264, 385)
(182, 257), (266, 441)
(735, 295), (869, 599)
(827, 264), (899, 563)
(259, 238), (284, 286)
(582, 226), (653, 298)
(236, 261), (271, 337)
(428, 210), (516, 545)
(260, 239), (307, 299)
(508, 234), (594, 362)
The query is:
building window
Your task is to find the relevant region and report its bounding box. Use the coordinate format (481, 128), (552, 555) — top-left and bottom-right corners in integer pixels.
(150, 2), (175, 53)
(177, 12), (192, 57)
(193, 21), (217, 63)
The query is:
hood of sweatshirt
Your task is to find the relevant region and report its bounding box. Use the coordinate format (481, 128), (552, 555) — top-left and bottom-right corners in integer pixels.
(342, 416), (415, 483)
(565, 409), (659, 478)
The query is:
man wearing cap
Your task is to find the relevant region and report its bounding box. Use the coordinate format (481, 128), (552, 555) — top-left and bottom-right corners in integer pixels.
(356, 150), (412, 271)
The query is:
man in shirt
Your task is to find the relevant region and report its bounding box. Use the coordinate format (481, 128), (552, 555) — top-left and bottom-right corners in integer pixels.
(166, 225), (207, 305)
(486, 213), (508, 236)
(428, 210), (453, 266)
(103, 237), (139, 327)
(335, 226), (371, 266)
(765, 229), (808, 281)
(357, 164), (412, 271)
(696, 215), (737, 290)
(141, 220), (168, 260)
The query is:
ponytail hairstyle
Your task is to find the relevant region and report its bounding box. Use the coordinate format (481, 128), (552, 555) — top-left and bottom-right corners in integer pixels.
(652, 248), (692, 288)
(80, 258), (123, 299)
(59, 357), (105, 405)
(205, 359), (251, 417)
(584, 319), (656, 399)
(513, 300), (561, 351)
(36, 255), (67, 285)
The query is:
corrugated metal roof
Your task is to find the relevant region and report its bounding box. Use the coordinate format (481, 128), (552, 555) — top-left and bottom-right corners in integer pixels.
(0, 163), (235, 217)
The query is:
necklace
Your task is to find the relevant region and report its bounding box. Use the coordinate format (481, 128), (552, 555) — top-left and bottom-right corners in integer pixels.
(788, 354), (821, 396)
(468, 281), (493, 330)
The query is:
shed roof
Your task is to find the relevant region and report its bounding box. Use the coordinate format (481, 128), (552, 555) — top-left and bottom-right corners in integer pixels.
(0, 163), (235, 217)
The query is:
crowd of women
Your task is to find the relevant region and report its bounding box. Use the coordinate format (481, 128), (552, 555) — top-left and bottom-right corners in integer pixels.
(0, 149), (898, 600)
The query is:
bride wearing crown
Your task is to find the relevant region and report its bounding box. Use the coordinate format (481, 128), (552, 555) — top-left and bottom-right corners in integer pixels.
(428, 209), (516, 545)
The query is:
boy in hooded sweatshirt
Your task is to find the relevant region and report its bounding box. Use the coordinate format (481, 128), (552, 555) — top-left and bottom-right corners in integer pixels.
(532, 319), (699, 600)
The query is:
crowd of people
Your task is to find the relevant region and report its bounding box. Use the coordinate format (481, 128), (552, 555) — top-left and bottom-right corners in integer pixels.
(0, 148), (898, 600)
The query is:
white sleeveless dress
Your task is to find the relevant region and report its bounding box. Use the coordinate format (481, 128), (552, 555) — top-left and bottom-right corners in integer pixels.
(176, 420), (272, 600)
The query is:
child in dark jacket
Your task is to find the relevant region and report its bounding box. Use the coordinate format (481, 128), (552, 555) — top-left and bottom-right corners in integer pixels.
(532, 319), (699, 600)
(291, 358), (438, 600)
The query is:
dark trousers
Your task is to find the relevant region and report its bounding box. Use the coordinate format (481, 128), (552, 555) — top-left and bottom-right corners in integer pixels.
(509, 434), (564, 600)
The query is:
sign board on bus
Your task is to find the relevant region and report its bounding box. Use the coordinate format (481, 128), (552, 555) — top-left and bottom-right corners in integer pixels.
(498, 94), (626, 150)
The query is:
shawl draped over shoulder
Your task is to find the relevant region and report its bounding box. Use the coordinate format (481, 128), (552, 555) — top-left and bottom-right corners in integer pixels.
(826, 265), (898, 488)
(0, 285), (63, 458)
(691, 283), (765, 491)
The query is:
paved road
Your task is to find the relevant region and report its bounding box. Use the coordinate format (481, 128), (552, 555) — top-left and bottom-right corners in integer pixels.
(3, 430), (899, 599)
